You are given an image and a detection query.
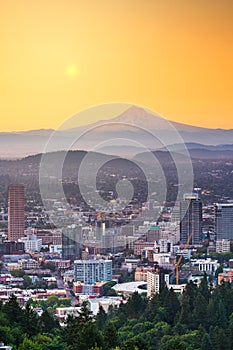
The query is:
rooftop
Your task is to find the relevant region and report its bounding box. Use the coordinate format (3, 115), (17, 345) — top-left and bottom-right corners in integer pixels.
(112, 281), (147, 294)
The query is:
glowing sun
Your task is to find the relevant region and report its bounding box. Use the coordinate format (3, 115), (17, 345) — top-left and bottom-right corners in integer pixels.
(65, 64), (79, 77)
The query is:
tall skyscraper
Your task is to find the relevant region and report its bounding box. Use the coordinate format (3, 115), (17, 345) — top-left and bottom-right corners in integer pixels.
(62, 226), (81, 261)
(215, 203), (233, 240)
(180, 193), (202, 245)
(8, 184), (25, 241)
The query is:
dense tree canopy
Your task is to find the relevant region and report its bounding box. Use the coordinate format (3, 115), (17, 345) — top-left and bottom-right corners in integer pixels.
(2, 279), (233, 349)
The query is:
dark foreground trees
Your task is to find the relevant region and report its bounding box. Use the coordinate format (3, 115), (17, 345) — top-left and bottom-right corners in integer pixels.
(2, 279), (233, 349)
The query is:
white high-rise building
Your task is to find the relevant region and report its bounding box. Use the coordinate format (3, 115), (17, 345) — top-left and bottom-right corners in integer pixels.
(159, 239), (170, 253)
(147, 271), (160, 298)
(147, 271), (170, 298)
(20, 234), (42, 252)
(74, 259), (112, 284)
(216, 239), (231, 253)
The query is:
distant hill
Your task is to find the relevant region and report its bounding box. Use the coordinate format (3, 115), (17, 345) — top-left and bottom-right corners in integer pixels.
(157, 142), (233, 160)
(1, 148), (233, 206)
(161, 142), (233, 152)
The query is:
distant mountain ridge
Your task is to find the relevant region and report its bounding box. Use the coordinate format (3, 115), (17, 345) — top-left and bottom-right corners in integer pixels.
(168, 142), (233, 159)
(163, 142), (233, 151)
(1, 106), (233, 158)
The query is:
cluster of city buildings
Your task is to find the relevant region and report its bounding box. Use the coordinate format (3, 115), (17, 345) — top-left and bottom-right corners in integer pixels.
(1, 184), (233, 319)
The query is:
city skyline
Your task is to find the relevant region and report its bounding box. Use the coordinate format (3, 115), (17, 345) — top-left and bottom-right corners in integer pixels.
(1, 1), (233, 347)
(0, 1), (233, 132)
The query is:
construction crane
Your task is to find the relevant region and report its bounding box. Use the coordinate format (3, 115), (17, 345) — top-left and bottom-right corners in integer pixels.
(175, 230), (194, 285)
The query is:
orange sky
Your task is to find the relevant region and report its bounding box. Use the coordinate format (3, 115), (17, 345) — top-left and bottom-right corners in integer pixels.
(0, 0), (233, 131)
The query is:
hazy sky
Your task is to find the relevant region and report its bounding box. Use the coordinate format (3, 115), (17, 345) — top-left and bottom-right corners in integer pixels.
(1, 0), (233, 131)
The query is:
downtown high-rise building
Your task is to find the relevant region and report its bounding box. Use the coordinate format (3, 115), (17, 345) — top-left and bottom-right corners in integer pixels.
(74, 259), (112, 284)
(62, 226), (81, 261)
(180, 193), (202, 245)
(8, 184), (25, 241)
(215, 203), (233, 240)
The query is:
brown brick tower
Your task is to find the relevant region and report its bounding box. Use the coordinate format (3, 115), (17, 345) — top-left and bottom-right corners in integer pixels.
(8, 184), (25, 241)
